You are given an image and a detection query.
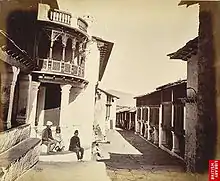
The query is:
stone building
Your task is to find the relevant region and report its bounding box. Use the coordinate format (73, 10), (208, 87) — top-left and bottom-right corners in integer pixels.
(0, 0), (114, 180)
(134, 80), (186, 160)
(166, 0), (220, 173)
(94, 87), (119, 141)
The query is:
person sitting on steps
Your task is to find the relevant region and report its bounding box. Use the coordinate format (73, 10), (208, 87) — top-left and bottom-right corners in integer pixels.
(92, 142), (103, 160)
(54, 126), (65, 152)
(42, 121), (57, 154)
(69, 130), (84, 161)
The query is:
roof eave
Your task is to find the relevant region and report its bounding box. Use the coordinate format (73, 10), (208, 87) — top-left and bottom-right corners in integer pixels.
(178, 1), (199, 6)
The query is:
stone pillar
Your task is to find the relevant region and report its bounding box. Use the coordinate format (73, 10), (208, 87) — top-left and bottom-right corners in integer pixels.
(25, 75), (32, 121)
(129, 112), (132, 130)
(36, 86), (46, 128)
(147, 107), (151, 141)
(171, 91), (180, 154)
(153, 127), (159, 145)
(172, 132), (180, 153)
(183, 106), (186, 131)
(159, 104), (163, 147)
(140, 107), (143, 135)
(135, 108), (139, 134)
(144, 123), (147, 137)
(28, 81), (40, 137)
(6, 66), (20, 129)
(60, 84), (72, 128)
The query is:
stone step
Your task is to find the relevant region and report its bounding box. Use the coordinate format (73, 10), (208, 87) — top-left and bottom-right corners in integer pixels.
(0, 124), (30, 154)
(40, 145), (92, 162)
(0, 137), (41, 181)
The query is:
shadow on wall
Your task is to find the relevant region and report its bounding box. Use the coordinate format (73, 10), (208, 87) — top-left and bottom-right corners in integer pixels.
(44, 107), (60, 127)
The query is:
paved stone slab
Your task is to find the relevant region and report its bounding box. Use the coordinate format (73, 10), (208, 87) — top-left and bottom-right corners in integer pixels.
(18, 161), (111, 181)
(103, 130), (185, 171)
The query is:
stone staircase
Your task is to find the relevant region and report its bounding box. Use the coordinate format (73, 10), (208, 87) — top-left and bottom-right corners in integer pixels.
(0, 124), (41, 181)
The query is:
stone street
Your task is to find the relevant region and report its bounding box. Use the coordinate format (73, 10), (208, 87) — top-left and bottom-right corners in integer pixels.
(17, 129), (208, 181)
(101, 129), (207, 181)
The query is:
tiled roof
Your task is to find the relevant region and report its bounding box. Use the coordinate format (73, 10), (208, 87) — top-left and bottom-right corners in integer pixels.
(0, 30), (36, 71)
(156, 79), (187, 90)
(167, 37), (198, 61)
(134, 79), (186, 99)
(178, 0), (199, 6)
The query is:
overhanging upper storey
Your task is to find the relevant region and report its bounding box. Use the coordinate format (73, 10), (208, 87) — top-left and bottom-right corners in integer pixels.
(33, 3), (91, 85)
(93, 36), (114, 81)
(37, 3), (89, 35)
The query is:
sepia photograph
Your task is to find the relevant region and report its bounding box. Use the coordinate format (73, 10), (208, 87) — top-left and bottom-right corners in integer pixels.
(0, 0), (219, 180)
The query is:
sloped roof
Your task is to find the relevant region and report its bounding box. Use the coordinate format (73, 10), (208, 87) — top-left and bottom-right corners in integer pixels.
(134, 79), (187, 99)
(178, 0), (199, 6)
(97, 88), (119, 99)
(167, 37), (198, 61)
(134, 89), (160, 99)
(92, 36), (114, 81)
(156, 79), (187, 90)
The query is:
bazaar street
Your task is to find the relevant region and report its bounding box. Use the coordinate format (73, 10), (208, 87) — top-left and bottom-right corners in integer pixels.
(101, 129), (207, 181)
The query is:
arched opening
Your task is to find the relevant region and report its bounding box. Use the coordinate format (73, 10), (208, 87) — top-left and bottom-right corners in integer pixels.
(38, 31), (50, 59)
(52, 36), (63, 61)
(65, 38), (73, 62)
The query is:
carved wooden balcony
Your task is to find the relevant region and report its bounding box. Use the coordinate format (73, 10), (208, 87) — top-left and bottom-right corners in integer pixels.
(39, 58), (85, 78)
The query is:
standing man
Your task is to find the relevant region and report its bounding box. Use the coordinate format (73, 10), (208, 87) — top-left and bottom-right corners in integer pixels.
(69, 130), (84, 161)
(42, 121), (57, 154)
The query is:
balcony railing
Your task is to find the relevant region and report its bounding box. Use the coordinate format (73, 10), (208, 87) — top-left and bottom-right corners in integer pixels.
(48, 9), (72, 25)
(39, 59), (84, 78)
(77, 18), (88, 32)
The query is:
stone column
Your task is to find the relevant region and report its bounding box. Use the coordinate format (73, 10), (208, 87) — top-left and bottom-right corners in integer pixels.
(59, 84), (72, 128)
(36, 86), (46, 128)
(140, 107), (143, 135)
(144, 123), (147, 137)
(6, 66), (20, 129)
(129, 112), (132, 130)
(153, 127), (159, 145)
(135, 108), (138, 133)
(147, 107), (151, 141)
(171, 91), (180, 154)
(28, 81), (40, 137)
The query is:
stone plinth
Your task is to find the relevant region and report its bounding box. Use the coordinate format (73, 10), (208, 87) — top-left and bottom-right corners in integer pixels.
(0, 124), (30, 154)
(0, 138), (41, 181)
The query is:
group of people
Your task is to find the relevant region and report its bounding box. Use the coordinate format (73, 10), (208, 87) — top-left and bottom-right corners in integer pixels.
(42, 121), (84, 161)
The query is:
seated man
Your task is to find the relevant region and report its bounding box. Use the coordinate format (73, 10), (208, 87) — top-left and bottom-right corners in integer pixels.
(69, 130), (84, 161)
(42, 121), (57, 154)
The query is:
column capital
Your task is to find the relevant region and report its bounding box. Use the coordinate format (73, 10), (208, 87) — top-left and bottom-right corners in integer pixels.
(31, 81), (41, 91)
(60, 84), (72, 93)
